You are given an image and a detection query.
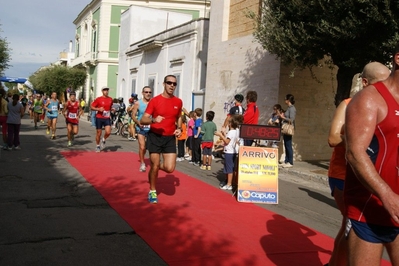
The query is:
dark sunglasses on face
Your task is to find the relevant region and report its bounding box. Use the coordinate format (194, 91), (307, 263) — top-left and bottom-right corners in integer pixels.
(165, 81), (177, 86)
(143, 91), (152, 94)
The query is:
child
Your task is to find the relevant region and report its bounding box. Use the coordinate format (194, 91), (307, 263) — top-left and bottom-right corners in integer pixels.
(191, 108), (203, 166)
(200, 111), (217, 170)
(176, 114), (187, 161)
(214, 114), (243, 190)
(185, 111), (195, 161)
(267, 104), (284, 148)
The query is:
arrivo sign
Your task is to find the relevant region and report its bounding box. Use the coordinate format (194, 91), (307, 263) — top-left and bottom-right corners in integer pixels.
(239, 124), (281, 141)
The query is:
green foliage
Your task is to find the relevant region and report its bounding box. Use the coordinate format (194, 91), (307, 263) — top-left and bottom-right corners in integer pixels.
(3, 82), (14, 91)
(249, 0), (399, 104)
(0, 25), (11, 76)
(29, 65), (86, 96)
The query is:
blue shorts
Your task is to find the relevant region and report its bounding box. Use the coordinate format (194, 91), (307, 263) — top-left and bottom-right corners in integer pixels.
(137, 128), (149, 136)
(96, 118), (111, 129)
(202, 147), (212, 156)
(224, 153), (237, 174)
(347, 219), (399, 244)
(328, 177), (344, 196)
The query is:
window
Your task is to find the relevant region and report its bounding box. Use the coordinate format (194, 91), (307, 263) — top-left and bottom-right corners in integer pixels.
(148, 76), (156, 93)
(131, 79), (136, 95)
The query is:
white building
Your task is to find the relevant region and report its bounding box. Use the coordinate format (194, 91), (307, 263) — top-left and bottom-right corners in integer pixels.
(70, 0), (210, 106)
(118, 5), (209, 109)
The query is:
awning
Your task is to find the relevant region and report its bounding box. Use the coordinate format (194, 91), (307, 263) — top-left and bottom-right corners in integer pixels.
(0, 76), (28, 83)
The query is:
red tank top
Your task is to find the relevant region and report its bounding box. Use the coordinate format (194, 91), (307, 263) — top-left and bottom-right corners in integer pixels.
(65, 101), (80, 124)
(345, 82), (399, 227)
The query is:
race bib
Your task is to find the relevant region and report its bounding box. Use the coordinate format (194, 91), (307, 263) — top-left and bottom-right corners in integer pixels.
(103, 111), (110, 118)
(51, 105), (58, 111)
(143, 125), (150, 132)
(68, 113), (77, 119)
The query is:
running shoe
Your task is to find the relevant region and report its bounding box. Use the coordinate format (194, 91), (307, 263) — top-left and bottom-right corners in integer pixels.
(148, 191), (158, 204)
(219, 180), (227, 187)
(128, 137), (136, 141)
(100, 138), (106, 150)
(139, 163), (146, 172)
(67, 141), (72, 147)
(34, 126), (38, 129)
(46, 129), (50, 135)
(185, 156), (192, 161)
(207, 166), (211, 171)
(95, 145), (101, 153)
(220, 185), (233, 191)
(13, 146), (21, 150)
(200, 165), (207, 170)
(51, 135), (56, 140)
(2, 144), (8, 150)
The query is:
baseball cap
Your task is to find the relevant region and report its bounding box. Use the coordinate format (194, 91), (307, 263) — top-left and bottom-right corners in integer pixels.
(131, 93), (138, 98)
(234, 94), (244, 103)
(102, 86), (110, 91)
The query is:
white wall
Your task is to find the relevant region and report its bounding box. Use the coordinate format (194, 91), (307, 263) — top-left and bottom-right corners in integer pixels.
(204, 0), (281, 128)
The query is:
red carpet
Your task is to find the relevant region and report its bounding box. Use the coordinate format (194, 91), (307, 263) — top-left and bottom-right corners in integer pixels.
(61, 151), (390, 266)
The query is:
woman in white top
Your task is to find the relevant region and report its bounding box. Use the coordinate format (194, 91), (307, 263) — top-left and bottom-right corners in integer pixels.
(6, 94), (25, 150)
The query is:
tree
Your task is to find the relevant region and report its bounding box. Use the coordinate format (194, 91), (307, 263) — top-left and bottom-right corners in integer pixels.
(29, 65), (86, 97)
(0, 25), (11, 76)
(249, 0), (399, 105)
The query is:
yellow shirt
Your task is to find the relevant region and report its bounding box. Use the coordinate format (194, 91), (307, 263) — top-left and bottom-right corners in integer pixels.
(0, 98), (8, 116)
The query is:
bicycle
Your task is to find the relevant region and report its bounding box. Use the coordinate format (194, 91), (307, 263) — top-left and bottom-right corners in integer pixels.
(111, 111), (129, 137)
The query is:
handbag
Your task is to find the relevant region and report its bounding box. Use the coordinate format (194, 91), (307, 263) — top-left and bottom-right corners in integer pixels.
(281, 121), (294, 136)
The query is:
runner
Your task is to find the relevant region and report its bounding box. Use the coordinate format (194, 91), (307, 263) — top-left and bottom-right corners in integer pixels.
(140, 75), (182, 203)
(90, 86), (113, 152)
(62, 91), (83, 147)
(132, 87), (152, 172)
(44, 92), (59, 139)
(32, 94), (43, 129)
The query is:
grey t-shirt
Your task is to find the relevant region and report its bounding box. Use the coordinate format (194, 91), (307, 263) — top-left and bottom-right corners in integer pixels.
(6, 101), (23, 124)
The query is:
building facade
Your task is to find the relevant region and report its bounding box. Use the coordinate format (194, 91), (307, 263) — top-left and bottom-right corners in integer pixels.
(204, 0), (337, 161)
(71, 0), (210, 106)
(118, 5), (209, 110)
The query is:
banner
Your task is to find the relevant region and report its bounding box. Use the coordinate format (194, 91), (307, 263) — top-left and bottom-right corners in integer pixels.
(237, 146), (278, 204)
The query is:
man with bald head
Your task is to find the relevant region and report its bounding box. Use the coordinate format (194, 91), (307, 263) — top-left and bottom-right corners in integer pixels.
(344, 50), (399, 264)
(326, 61), (390, 266)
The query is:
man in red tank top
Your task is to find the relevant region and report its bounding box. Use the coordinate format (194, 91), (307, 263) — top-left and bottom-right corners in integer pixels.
(140, 75), (183, 204)
(62, 91), (83, 147)
(344, 46), (399, 265)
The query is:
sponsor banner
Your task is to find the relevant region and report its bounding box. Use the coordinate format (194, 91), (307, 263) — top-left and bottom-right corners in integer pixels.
(237, 146), (278, 204)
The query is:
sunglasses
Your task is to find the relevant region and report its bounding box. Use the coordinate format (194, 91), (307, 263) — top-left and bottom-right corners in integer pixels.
(165, 81), (177, 86)
(143, 91), (152, 94)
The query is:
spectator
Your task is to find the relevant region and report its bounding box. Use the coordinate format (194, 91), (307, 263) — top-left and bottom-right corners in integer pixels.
(215, 114), (243, 190)
(185, 111), (195, 161)
(200, 111), (217, 170)
(176, 114), (188, 162)
(0, 88), (8, 149)
(191, 108), (203, 166)
(243, 90), (259, 146)
(279, 94), (296, 168)
(222, 93), (245, 131)
(5, 94), (24, 150)
(267, 104), (284, 148)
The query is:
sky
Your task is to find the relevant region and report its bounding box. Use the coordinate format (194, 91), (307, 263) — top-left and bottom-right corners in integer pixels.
(0, 0), (91, 78)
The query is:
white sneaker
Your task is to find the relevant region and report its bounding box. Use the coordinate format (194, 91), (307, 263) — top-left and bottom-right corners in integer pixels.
(220, 184), (233, 191)
(282, 163), (293, 168)
(14, 146), (21, 150)
(185, 156), (192, 161)
(100, 138), (106, 150)
(139, 163), (146, 172)
(176, 157), (184, 162)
